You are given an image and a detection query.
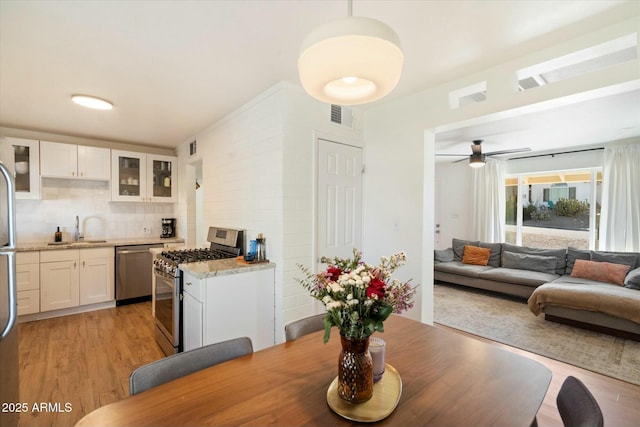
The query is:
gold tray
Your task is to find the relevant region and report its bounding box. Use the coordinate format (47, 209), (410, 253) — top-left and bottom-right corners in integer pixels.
(326, 364), (402, 422)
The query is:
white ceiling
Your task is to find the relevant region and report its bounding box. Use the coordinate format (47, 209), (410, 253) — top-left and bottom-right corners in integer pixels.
(0, 0), (637, 149)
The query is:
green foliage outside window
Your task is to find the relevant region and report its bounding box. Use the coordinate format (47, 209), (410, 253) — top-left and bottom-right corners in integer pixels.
(555, 198), (589, 217)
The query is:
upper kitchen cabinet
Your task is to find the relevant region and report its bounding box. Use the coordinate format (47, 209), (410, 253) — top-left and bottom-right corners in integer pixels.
(147, 154), (178, 203)
(0, 137), (41, 199)
(112, 150), (177, 202)
(40, 141), (110, 180)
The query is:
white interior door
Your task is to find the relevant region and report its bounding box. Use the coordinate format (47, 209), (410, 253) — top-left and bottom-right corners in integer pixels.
(316, 139), (363, 267)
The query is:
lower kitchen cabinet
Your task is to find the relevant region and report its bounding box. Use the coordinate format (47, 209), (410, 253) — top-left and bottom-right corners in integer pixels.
(16, 251), (40, 315)
(80, 248), (114, 305)
(40, 250), (80, 312)
(182, 267), (275, 352)
(40, 248), (114, 312)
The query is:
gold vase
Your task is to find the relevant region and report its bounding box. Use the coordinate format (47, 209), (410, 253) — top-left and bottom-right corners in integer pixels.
(338, 335), (373, 403)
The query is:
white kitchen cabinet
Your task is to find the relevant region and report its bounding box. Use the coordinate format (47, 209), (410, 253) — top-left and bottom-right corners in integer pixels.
(0, 137), (40, 199)
(40, 248), (114, 312)
(181, 266), (275, 352)
(147, 154), (178, 203)
(40, 250), (80, 312)
(16, 251), (40, 316)
(40, 141), (110, 180)
(111, 150), (177, 202)
(79, 248), (114, 305)
(182, 272), (203, 352)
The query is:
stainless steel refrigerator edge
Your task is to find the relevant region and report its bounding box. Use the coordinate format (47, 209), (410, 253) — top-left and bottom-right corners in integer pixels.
(1, 161), (19, 427)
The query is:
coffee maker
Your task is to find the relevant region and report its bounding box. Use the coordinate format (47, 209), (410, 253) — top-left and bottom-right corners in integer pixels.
(161, 218), (176, 238)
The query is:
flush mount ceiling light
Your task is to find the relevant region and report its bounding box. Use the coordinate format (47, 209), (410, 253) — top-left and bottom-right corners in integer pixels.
(71, 94), (114, 110)
(469, 153), (486, 168)
(297, 0), (404, 105)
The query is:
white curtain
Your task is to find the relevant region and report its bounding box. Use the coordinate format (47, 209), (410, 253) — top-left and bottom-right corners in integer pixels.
(599, 143), (640, 251)
(471, 159), (505, 243)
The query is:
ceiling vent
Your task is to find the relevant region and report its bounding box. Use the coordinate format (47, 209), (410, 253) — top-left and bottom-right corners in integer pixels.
(330, 104), (354, 128)
(189, 140), (197, 156)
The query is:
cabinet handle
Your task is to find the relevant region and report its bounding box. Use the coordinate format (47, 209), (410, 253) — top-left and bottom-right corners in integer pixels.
(83, 261), (85, 268)
(186, 282), (192, 286)
(74, 262), (77, 269)
(72, 171), (75, 176)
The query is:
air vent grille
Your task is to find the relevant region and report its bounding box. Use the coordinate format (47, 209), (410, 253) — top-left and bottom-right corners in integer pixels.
(189, 140), (197, 156)
(330, 104), (342, 125)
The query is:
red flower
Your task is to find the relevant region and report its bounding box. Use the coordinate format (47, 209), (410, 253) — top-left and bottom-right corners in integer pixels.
(326, 267), (342, 282)
(366, 278), (386, 299)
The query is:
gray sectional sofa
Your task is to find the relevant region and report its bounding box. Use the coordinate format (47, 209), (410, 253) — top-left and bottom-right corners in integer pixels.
(434, 238), (640, 340)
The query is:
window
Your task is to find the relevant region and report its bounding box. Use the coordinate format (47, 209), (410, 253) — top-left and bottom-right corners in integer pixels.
(505, 169), (602, 249)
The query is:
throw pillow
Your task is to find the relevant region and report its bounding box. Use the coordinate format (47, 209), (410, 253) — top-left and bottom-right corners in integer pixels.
(434, 248), (454, 262)
(566, 247), (590, 275)
(591, 251), (639, 270)
(452, 238), (479, 262)
(624, 267), (640, 290)
(501, 251), (557, 274)
(461, 245), (491, 266)
(571, 259), (631, 286)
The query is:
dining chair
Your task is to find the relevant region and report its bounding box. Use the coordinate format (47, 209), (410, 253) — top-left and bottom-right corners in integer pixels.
(284, 313), (325, 341)
(129, 337), (253, 395)
(556, 376), (604, 427)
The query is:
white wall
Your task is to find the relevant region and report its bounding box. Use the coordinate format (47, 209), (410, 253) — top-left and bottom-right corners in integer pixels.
(176, 82), (364, 343)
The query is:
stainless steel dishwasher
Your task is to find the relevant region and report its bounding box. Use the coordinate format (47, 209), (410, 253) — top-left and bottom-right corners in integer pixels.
(115, 244), (163, 305)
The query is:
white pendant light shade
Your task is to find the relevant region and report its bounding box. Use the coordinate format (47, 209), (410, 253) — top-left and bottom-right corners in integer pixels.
(298, 16), (403, 105)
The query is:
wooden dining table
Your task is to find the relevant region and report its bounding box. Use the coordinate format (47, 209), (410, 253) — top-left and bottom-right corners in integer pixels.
(75, 315), (551, 427)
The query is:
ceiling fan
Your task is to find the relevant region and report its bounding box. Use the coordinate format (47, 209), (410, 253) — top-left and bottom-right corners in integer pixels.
(436, 140), (531, 167)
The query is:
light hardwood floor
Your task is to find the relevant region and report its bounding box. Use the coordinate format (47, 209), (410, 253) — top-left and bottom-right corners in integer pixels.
(17, 303), (640, 427)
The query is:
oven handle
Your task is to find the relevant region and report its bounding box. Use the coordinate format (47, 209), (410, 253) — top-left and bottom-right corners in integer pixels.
(117, 249), (153, 255)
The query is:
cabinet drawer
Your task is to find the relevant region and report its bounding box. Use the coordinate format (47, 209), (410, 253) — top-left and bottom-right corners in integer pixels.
(16, 262), (39, 291)
(183, 275), (204, 302)
(17, 289), (39, 316)
(40, 249), (79, 263)
(17, 251), (39, 265)
(80, 247), (113, 260)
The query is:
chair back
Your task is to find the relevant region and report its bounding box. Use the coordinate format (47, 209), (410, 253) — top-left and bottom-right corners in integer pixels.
(556, 376), (603, 427)
(285, 314), (325, 341)
(129, 337), (253, 395)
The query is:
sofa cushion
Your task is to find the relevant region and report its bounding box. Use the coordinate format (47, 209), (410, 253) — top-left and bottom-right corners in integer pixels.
(434, 248), (454, 262)
(591, 251), (639, 270)
(566, 247), (590, 275)
(501, 251), (558, 275)
(502, 243), (567, 275)
(479, 242), (502, 268)
(452, 238), (479, 262)
(570, 259), (631, 286)
(434, 261), (493, 278)
(624, 267), (640, 290)
(479, 267), (559, 287)
(462, 245), (492, 266)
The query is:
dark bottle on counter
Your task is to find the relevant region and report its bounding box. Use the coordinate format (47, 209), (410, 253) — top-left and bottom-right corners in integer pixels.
(55, 227), (62, 242)
(256, 233), (266, 261)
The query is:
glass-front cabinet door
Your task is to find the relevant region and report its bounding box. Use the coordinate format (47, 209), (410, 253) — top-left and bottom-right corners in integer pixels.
(111, 150), (147, 202)
(0, 137), (40, 199)
(147, 154), (177, 203)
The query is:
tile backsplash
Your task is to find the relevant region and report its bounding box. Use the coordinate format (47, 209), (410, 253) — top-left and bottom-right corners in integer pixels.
(15, 178), (175, 242)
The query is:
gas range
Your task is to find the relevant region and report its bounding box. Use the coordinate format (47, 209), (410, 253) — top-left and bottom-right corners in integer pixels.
(153, 227), (245, 278)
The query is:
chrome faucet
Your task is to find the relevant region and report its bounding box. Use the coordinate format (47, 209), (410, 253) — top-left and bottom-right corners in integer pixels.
(73, 215), (82, 241)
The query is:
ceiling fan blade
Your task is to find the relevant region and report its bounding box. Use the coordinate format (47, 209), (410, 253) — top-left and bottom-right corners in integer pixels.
(484, 147), (531, 156)
(452, 156), (469, 163)
(435, 153), (467, 157)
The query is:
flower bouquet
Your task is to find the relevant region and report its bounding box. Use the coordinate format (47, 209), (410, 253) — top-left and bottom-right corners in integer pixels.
(296, 248), (417, 344)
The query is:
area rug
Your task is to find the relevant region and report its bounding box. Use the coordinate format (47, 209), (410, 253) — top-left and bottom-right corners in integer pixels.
(434, 284), (640, 386)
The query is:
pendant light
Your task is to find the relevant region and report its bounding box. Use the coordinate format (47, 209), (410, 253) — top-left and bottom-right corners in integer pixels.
(469, 153), (486, 168)
(297, 0), (404, 105)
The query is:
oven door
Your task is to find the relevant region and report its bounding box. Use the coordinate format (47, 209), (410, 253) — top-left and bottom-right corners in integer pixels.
(154, 272), (180, 353)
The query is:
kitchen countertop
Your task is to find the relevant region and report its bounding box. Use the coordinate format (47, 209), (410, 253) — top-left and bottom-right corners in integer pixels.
(15, 237), (185, 252)
(180, 257), (275, 279)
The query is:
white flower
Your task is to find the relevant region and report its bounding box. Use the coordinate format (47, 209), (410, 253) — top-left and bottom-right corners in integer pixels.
(347, 299), (359, 306)
(327, 301), (343, 310)
(347, 293), (353, 300)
